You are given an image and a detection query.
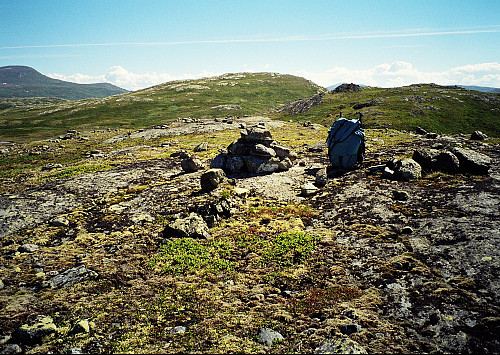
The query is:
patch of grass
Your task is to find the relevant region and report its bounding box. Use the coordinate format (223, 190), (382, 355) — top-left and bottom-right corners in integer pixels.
(151, 238), (234, 276)
(261, 231), (321, 267)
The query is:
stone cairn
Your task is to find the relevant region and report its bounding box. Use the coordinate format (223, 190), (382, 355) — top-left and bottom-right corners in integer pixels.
(210, 123), (295, 174)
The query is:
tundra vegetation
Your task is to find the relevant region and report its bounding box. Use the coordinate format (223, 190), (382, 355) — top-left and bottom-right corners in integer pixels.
(0, 73), (498, 354)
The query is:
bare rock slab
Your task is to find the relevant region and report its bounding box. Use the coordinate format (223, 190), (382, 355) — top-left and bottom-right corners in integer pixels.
(46, 265), (98, 289)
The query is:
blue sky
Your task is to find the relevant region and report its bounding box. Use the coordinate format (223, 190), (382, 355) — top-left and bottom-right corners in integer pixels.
(1, 0), (499, 90)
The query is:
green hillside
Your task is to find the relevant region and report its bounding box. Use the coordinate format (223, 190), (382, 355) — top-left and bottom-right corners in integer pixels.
(0, 72), (324, 142)
(272, 84), (500, 137)
(0, 66), (128, 100)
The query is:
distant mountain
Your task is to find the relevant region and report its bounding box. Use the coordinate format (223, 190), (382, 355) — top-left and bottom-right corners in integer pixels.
(457, 85), (500, 93)
(0, 66), (128, 100)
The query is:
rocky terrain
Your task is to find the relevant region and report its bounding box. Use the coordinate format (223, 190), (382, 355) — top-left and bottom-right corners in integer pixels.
(0, 116), (498, 354)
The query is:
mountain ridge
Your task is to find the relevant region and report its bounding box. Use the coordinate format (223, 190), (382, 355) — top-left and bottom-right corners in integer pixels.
(0, 65), (128, 100)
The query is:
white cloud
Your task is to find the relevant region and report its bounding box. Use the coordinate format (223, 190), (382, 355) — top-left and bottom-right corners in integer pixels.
(295, 61), (500, 88)
(48, 66), (220, 91)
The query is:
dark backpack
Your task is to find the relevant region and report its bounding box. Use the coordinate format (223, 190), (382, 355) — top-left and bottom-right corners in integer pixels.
(326, 118), (365, 169)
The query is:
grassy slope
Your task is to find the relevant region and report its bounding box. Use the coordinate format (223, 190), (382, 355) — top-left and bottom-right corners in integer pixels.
(0, 73), (323, 142)
(272, 84), (500, 137)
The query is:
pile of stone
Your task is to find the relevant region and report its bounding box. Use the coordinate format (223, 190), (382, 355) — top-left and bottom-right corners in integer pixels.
(210, 124), (295, 174)
(371, 146), (492, 181)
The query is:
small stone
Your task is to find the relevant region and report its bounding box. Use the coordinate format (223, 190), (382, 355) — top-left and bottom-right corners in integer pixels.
(393, 158), (422, 181)
(0, 279), (4, 289)
(302, 183), (319, 196)
(314, 338), (367, 354)
(315, 167), (328, 187)
(50, 217), (70, 227)
(401, 226), (414, 234)
(49, 265), (98, 289)
(278, 157), (293, 171)
(251, 144), (276, 158)
(13, 316), (57, 345)
(200, 169), (226, 192)
(339, 323), (361, 335)
(181, 157), (204, 173)
(163, 213), (211, 239)
(70, 320), (90, 335)
(1, 344), (23, 354)
(169, 325), (187, 335)
(67, 348), (83, 354)
(18, 244), (39, 253)
(193, 142), (209, 152)
(470, 131), (488, 140)
(272, 145), (291, 158)
(392, 190), (409, 201)
(257, 328), (284, 346)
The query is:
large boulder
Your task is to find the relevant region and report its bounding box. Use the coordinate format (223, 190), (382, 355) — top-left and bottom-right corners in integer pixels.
(412, 149), (440, 172)
(435, 151), (460, 173)
(163, 213), (211, 239)
(225, 155), (246, 173)
(451, 147), (491, 175)
(200, 168), (226, 192)
(393, 158), (422, 181)
(210, 153), (227, 169)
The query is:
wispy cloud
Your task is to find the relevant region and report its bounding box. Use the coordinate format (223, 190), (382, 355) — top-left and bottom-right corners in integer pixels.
(2, 27), (499, 50)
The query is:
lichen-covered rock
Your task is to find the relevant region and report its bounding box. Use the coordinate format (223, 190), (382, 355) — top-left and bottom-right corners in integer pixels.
(394, 158), (422, 181)
(210, 153), (227, 169)
(251, 144), (276, 158)
(412, 148), (441, 172)
(225, 156), (245, 173)
(18, 244), (39, 253)
(278, 157), (293, 172)
(435, 151), (460, 173)
(193, 142), (209, 152)
(12, 316), (57, 345)
(470, 131), (488, 140)
(314, 338), (367, 354)
(200, 168), (226, 191)
(163, 212), (211, 239)
(257, 328), (284, 346)
(69, 319), (90, 335)
(451, 147), (491, 175)
(181, 156), (204, 173)
(47, 265), (98, 289)
(240, 125), (273, 145)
